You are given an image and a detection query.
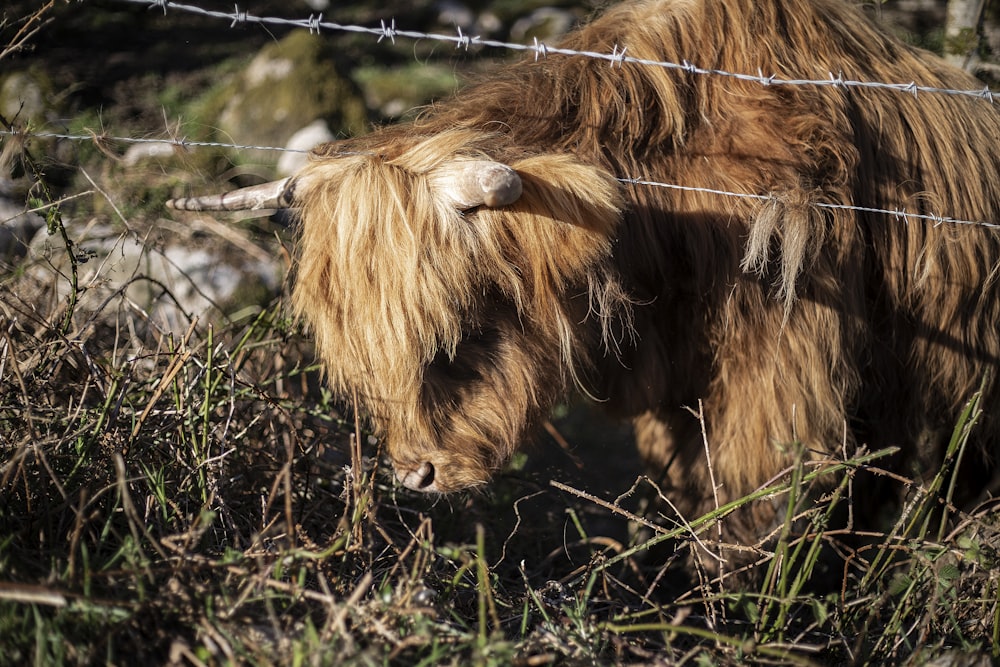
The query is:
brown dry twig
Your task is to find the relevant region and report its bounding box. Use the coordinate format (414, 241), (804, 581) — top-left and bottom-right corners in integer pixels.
(0, 1), (57, 62)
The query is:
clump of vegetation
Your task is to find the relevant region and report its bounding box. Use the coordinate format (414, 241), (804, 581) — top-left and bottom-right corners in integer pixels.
(2, 203), (997, 663)
(1, 3), (999, 665)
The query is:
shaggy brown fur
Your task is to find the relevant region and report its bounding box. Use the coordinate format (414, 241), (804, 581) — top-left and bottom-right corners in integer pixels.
(294, 138), (628, 490)
(191, 0), (1000, 560)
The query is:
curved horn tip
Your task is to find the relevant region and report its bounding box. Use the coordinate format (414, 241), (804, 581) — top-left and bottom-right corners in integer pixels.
(432, 160), (522, 209)
(165, 196), (207, 211)
(164, 177), (296, 212)
(480, 164), (522, 208)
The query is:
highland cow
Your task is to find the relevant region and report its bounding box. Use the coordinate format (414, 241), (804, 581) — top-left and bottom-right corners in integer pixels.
(169, 0), (1000, 559)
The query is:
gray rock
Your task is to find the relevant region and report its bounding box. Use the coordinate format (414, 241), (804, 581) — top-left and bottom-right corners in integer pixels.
(437, 1), (476, 30)
(0, 196), (44, 267)
(212, 31), (367, 167)
(0, 71), (53, 126)
(510, 8), (578, 43)
(277, 120), (334, 177)
(122, 141), (179, 167)
(26, 222), (281, 335)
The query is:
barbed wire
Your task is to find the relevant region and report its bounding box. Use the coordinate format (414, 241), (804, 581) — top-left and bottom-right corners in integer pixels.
(2, 2), (998, 230)
(1, 129), (308, 155)
(111, 0), (998, 104)
(619, 179), (1000, 230)
(2, 127), (996, 230)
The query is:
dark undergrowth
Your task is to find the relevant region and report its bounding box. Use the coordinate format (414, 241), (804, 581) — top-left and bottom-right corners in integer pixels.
(2, 207), (998, 664)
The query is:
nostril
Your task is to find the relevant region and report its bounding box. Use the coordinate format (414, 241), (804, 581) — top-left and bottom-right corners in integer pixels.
(402, 461), (436, 491)
(415, 461), (436, 488)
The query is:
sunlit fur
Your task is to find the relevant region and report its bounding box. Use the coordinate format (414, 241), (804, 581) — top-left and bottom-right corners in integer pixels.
(291, 0), (1000, 551)
(293, 130), (627, 490)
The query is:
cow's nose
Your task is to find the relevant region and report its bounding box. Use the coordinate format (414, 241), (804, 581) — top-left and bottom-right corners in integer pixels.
(397, 461), (437, 492)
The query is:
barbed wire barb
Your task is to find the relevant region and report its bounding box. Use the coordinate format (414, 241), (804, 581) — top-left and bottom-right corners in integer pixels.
(378, 19), (396, 44)
(306, 13), (322, 35)
(610, 44), (628, 69)
(230, 4), (246, 28)
(455, 26), (478, 50)
(532, 37), (549, 61)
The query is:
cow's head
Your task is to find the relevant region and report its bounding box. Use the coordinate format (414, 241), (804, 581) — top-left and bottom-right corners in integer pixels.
(170, 129), (628, 492)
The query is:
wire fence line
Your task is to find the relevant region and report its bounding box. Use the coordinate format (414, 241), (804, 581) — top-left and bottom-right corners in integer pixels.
(1, 1), (998, 230)
(2, 127), (999, 231)
(618, 179), (1000, 230)
(1, 129), (309, 155)
(113, 0), (999, 104)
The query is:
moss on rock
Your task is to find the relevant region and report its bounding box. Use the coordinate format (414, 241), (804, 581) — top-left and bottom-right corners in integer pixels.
(210, 30), (369, 166)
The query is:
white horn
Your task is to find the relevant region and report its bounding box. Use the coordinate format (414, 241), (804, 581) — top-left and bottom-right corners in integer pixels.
(430, 161), (522, 210)
(166, 177), (296, 211)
